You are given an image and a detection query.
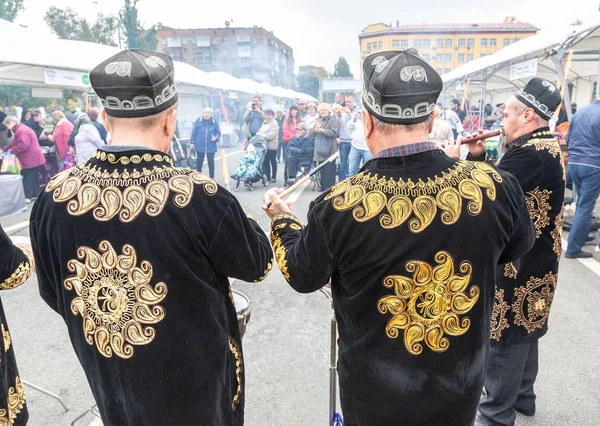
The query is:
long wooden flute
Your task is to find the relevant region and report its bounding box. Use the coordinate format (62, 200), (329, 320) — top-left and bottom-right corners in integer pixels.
(460, 129), (502, 144)
(263, 151), (339, 209)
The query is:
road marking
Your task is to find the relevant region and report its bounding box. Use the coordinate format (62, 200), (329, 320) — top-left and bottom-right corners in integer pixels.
(562, 237), (600, 277)
(201, 149), (244, 165)
(285, 180), (311, 204)
(4, 221), (29, 235)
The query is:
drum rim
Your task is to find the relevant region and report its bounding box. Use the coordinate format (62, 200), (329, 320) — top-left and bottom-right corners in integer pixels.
(231, 288), (251, 315)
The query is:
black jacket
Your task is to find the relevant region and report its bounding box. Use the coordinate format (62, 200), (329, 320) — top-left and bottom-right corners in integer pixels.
(269, 149), (535, 425)
(288, 134), (315, 158)
(31, 148), (273, 426)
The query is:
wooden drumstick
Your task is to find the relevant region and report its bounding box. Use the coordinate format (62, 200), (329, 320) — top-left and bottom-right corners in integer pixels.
(263, 152), (339, 210)
(220, 149), (230, 192)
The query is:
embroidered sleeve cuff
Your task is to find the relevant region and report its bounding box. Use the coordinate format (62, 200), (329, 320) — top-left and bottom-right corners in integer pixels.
(270, 212), (304, 231)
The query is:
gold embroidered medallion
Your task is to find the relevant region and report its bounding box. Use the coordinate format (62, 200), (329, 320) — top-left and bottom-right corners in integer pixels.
(325, 161), (502, 232)
(526, 187), (552, 238)
(490, 289), (510, 341)
(377, 251), (480, 355)
(512, 272), (557, 333)
(64, 241), (167, 359)
(228, 336), (243, 411)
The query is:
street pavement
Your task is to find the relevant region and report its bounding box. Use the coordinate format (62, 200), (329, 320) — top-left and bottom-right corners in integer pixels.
(1, 147), (599, 425)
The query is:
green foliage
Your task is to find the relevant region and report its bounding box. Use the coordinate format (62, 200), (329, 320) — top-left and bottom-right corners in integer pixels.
(120, 0), (157, 50)
(0, 86), (31, 107)
(0, 0), (24, 22)
(296, 74), (320, 99)
(333, 57), (353, 78)
(44, 6), (118, 46)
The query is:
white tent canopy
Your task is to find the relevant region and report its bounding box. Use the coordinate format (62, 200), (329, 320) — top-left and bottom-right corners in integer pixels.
(441, 22), (600, 108)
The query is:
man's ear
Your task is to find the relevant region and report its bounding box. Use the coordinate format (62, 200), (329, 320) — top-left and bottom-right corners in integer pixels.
(101, 109), (111, 134)
(166, 108), (178, 137)
(428, 111), (435, 133)
(363, 109), (374, 139)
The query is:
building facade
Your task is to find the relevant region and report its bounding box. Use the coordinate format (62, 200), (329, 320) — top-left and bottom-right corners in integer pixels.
(156, 23), (295, 88)
(358, 22), (538, 75)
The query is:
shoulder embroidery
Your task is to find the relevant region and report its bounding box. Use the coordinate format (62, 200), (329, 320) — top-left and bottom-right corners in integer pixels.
(512, 272), (557, 333)
(93, 151), (173, 166)
(64, 241), (167, 359)
(490, 288), (510, 341)
(46, 165), (217, 222)
(325, 161), (502, 232)
(377, 251), (479, 355)
(525, 187), (552, 238)
(523, 134), (561, 159)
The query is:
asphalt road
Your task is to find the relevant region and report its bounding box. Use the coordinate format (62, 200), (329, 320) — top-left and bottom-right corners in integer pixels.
(1, 147), (599, 425)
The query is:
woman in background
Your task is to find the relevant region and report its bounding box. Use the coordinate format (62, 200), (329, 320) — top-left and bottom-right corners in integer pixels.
(48, 110), (74, 169)
(73, 114), (104, 165)
(312, 103), (339, 192)
(303, 102), (319, 130)
(191, 107), (221, 179)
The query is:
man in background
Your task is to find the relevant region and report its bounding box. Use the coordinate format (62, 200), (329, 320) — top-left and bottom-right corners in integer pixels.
(450, 98), (467, 122)
(335, 92), (346, 108)
(345, 94), (357, 114)
(297, 100), (308, 119)
(244, 95), (264, 140)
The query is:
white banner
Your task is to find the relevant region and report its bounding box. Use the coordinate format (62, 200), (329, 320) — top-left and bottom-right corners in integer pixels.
(44, 68), (90, 87)
(510, 59), (538, 81)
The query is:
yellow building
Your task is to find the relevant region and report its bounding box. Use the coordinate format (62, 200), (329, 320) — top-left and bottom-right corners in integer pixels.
(359, 22), (538, 75)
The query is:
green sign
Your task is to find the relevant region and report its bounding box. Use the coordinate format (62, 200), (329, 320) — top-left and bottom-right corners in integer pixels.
(82, 74), (90, 85)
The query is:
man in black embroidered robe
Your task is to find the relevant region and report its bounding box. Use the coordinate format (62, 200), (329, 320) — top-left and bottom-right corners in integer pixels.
(262, 50), (535, 426)
(461, 78), (564, 426)
(0, 227), (32, 425)
(30, 50), (273, 426)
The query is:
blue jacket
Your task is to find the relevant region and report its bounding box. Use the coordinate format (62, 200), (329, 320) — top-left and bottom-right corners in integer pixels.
(567, 100), (600, 168)
(191, 118), (221, 153)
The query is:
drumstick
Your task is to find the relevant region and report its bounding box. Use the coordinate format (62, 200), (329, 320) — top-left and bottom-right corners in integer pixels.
(263, 152), (339, 209)
(460, 129), (502, 145)
(220, 149), (230, 192)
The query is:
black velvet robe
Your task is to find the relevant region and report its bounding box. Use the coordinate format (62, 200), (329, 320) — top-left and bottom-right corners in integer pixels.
(30, 148), (273, 426)
(470, 127), (565, 344)
(0, 228), (31, 426)
(270, 149), (535, 426)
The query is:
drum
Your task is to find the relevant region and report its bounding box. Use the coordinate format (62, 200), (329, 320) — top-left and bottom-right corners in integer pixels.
(232, 289), (251, 339)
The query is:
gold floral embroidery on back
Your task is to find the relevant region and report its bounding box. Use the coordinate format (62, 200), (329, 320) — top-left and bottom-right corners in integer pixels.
(325, 161), (502, 232)
(504, 263), (518, 279)
(0, 376), (25, 425)
(512, 272), (557, 333)
(490, 289), (510, 341)
(551, 211), (564, 261)
(228, 336), (243, 411)
(64, 241), (167, 359)
(45, 166), (217, 222)
(1, 325), (10, 352)
(526, 187), (552, 238)
(377, 251), (479, 355)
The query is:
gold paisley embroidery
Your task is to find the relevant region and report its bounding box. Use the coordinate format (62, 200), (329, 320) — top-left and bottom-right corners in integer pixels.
(93, 150), (173, 166)
(64, 241), (167, 359)
(46, 167), (217, 221)
(14, 244), (35, 273)
(1, 325), (10, 352)
(512, 272), (557, 333)
(270, 233), (290, 280)
(551, 211), (564, 261)
(490, 289), (510, 341)
(377, 251), (479, 355)
(504, 262), (518, 279)
(523, 136), (561, 158)
(0, 261), (32, 290)
(326, 161), (501, 232)
(526, 187), (552, 238)
(228, 336), (243, 411)
(0, 376), (25, 425)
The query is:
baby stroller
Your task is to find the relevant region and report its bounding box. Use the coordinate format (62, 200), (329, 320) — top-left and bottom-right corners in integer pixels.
(231, 138), (268, 191)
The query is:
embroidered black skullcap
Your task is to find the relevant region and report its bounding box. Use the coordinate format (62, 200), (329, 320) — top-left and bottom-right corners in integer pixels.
(515, 77), (560, 120)
(90, 50), (178, 118)
(362, 49), (442, 125)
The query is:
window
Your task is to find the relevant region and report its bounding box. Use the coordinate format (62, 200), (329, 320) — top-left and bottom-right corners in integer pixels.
(481, 54), (487, 58)
(436, 39), (443, 47)
(513, 37), (519, 43)
(423, 39), (430, 48)
(490, 38), (497, 47)
(467, 54), (473, 61)
(367, 42), (371, 52)
(392, 40), (399, 48)
(481, 38), (487, 47)
(183, 48), (188, 54)
(503, 38), (510, 46)
(212, 47), (218, 53)
(196, 36), (210, 47)
(414, 39), (421, 48)
(458, 39), (465, 47)
(223, 37), (228, 43)
(237, 45), (251, 57)
(436, 53), (443, 62)
(423, 53), (430, 62)
(435, 68), (442, 74)
(401, 40), (408, 49)
(445, 54), (452, 62)
(378, 41), (382, 49)
(161, 38), (167, 45)
(458, 54), (465, 62)
(467, 38), (474, 48)
(222, 48), (227, 55)
(444, 68), (451, 74)
(446, 39), (452, 47)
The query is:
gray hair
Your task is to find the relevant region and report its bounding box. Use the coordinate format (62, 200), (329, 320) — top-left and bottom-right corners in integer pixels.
(2, 116), (17, 126)
(203, 107), (214, 115)
(372, 114), (433, 135)
(318, 103), (332, 113)
(512, 97), (548, 126)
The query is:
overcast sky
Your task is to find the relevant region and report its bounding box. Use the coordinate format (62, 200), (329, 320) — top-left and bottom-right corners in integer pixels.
(14, 0), (600, 76)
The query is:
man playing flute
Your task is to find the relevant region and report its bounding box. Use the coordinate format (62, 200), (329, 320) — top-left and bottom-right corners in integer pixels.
(454, 78), (564, 426)
(30, 50), (273, 426)
(263, 49), (536, 425)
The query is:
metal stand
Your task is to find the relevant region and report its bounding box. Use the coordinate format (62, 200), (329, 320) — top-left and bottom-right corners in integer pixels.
(23, 380), (69, 412)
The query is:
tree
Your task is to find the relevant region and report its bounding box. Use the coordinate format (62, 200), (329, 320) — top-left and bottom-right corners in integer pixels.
(120, 0), (157, 50)
(332, 57), (353, 78)
(44, 7), (118, 46)
(297, 74), (320, 99)
(0, 0), (24, 22)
